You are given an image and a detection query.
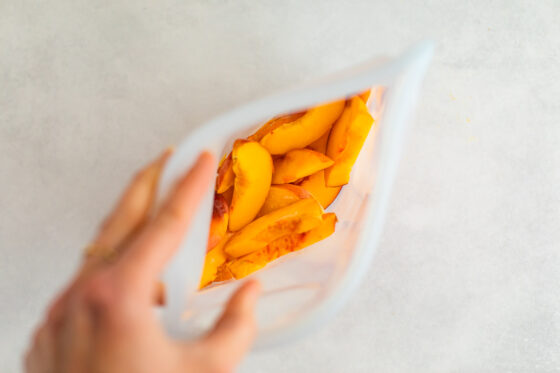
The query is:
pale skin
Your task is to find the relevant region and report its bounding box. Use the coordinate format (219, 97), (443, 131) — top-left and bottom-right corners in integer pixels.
(25, 150), (260, 373)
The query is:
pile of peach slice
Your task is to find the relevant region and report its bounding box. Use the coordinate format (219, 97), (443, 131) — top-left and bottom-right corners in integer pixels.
(200, 90), (375, 289)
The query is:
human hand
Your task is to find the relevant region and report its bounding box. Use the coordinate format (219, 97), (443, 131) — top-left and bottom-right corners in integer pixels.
(25, 150), (260, 373)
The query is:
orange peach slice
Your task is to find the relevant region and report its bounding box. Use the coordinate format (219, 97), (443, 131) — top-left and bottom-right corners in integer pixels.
(260, 100), (345, 154)
(272, 149), (334, 184)
(214, 263), (234, 283)
(228, 213), (337, 279)
(207, 194), (229, 251)
(221, 186), (234, 205)
(298, 212), (337, 248)
(229, 140), (273, 231)
(227, 246), (276, 279)
(325, 97), (374, 186)
(199, 232), (232, 288)
(307, 127), (331, 154)
(224, 198), (323, 258)
(248, 112), (305, 142)
(269, 212), (337, 259)
(215, 154), (234, 193)
(300, 170), (342, 209)
(257, 184), (311, 218)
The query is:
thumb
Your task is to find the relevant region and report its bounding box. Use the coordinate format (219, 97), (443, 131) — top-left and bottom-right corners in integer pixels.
(202, 280), (261, 364)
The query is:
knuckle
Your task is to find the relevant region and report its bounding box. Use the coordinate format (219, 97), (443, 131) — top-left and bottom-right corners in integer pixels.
(46, 302), (60, 323)
(81, 271), (138, 324)
(82, 272), (118, 311)
(46, 288), (70, 322)
(47, 297), (70, 331)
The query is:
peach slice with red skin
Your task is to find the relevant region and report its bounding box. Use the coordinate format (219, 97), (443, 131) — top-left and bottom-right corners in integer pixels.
(325, 96), (374, 186)
(227, 213), (337, 279)
(300, 170), (342, 209)
(214, 263), (234, 283)
(215, 154), (234, 194)
(226, 246), (275, 280)
(224, 198), (323, 258)
(199, 232), (232, 288)
(206, 194), (229, 251)
(272, 149), (334, 184)
(257, 184), (311, 218)
(297, 212), (337, 248)
(260, 100), (345, 155)
(248, 112), (305, 142)
(221, 186), (234, 205)
(228, 140), (273, 231)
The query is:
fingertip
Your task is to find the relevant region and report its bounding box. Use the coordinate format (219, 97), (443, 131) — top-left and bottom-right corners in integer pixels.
(241, 279), (261, 304)
(181, 151), (215, 184)
(197, 150), (215, 170)
(185, 151), (215, 190)
(228, 279), (261, 316)
(168, 151), (215, 200)
(200, 279), (260, 363)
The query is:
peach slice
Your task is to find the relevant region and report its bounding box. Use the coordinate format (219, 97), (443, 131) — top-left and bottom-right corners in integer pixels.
(228, 213), (337, 279)
(227, 246), (275, 279)
(307, 127), (331, 154)
(221, 186), (234, 205)
(271, 149), (334, 184)
(270, 212), (337, 258)
(359, 89), (371, 103)
(207, 194), (229, 251)
(325, 97), (374, 186)
(214, 263), (234, 283)
(224, 198), (323, 258)
(228, 140), (273, 231)
(215, 154), (234, 193)
(257, 184), (311, 218)
(248, 112), (305, 142)
(298, 212), (337, 248)
(199, 233), (232, 288)
(300, 170), (342, 209)
(260, 100), (345, 154)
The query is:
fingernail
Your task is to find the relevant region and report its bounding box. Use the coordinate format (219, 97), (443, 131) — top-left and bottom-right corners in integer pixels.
(199, 150), (214, 161)
(195, 151), (215, 170)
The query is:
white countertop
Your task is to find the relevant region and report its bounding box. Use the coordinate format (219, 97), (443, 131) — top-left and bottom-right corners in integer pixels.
(1, 1), (559, 372)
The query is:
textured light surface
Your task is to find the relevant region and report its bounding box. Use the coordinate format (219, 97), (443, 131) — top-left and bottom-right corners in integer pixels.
(1, 0), (559, 372)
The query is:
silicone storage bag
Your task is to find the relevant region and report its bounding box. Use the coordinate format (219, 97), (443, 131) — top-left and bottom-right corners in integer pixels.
(156, 41), (434, 348)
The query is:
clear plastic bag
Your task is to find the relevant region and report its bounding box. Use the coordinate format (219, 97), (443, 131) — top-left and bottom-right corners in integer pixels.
(155, 41), (434, 348)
